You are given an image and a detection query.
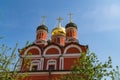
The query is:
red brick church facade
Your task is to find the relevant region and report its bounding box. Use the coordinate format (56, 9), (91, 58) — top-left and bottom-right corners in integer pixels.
(16, 15), (88, 80)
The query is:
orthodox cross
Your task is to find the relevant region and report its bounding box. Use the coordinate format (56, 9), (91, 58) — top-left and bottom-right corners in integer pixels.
(57, 17), (63, 27)
(57, 16), (63, 23)
(68, 13), (73, 22)
(41, 16), (47, 25)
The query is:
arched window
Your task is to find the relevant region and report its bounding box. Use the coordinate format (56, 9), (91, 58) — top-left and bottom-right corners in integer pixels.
(57, 37), (60, 44)
(41, 32), (43, 38)
(30, 60), (40, 71)
(46, 60), (56, 70)
(69, 30), (72, 37)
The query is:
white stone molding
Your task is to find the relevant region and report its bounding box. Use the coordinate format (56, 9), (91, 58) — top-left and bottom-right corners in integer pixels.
(36, 29), (47, 34)
(41, 57), (44, 70)
(59, 57), (64, 70)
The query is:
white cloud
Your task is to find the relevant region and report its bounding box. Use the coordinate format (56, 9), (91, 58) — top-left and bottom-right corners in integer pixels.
(82, 4), (120, 18)
(104, 4), (120, 17)
(81, 4), (120, 32)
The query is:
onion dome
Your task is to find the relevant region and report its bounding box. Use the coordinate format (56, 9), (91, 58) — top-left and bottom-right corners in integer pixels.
(52, 26), (66, 36)
(51, 17), (66, 36)
(65, 13), (77, 29)
(36, 16), (48, 32)
(65, 22), (77, 29)
(37, 24), (48, 32)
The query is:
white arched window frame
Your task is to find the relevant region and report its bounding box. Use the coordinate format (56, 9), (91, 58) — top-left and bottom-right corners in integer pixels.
(46, 60), (57, 70)
(30, 60), (41, 71)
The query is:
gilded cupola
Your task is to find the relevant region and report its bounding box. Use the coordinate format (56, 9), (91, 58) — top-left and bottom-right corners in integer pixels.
(51, 17), (66, 46)
(51, 17), (66, 36)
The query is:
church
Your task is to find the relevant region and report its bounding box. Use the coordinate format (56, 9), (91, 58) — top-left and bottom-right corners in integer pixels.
(16, 14), (88, 80)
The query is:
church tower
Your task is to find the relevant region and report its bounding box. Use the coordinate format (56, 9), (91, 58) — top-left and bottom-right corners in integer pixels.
(51, 17), (66, 46)
(65, 13), (78, 43)
(36, 16), (48, 45)
(17, 14), (88, 80)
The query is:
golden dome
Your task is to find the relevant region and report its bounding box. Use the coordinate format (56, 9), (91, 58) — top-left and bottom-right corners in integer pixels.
(52, 17), (66, 36)
(52, 26), (66, 36)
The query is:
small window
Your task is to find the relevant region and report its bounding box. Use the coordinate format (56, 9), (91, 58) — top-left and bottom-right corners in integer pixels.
(48, 65), (55, 70)
(57, 38), (60, 43)
(32, 65), (38, 71)
(69, 30), (72, 37)
(47, 60), (56, 70)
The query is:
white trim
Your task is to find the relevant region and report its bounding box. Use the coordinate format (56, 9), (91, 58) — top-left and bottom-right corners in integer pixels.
(63, 44), (82, 55)
(35, 39), (47, 42)
(24, 46), (41, 57)
(43, 45), (61, 57)
(30, 60), (41, 71)
(46, 59), (57, 70)
(21, 55), (42, 58)
(41, 57), (44, 70)
(62, 57), (64, 70)
(65, 37), (78, 43)
(59, 57), (64, 70)
(63, 53), (81, 57)
(36, 29), (47, 33)
(59, 57), (62, 70)
(43, 54), (61, 57)
(17, 71), (71, 75)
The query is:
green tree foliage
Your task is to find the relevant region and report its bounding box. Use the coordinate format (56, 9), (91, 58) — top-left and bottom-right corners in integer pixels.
(59, 52), (114, 80)
(0, 41), (31, 80)
(0, 43), (18, 80)
(113, 66), (120, 80)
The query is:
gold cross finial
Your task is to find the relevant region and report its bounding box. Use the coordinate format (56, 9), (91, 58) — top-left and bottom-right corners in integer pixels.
(68, 13), (73, 22)
(41, 16), (47, 25)
(57, 17), (63, 27)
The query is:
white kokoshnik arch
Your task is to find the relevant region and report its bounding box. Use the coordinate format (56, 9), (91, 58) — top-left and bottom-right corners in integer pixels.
(24, 46), (41, 57)
(43, 45), (61, 57)
(63, 44), (82, 56)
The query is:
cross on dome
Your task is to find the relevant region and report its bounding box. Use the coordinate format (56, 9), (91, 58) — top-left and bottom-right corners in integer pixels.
(68, 13), (73, 22)
(41, 16), (47, 25)
(57, 17), (63, 28)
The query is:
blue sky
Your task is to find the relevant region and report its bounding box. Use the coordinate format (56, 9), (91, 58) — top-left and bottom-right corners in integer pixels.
(0, 0), (120, 67)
